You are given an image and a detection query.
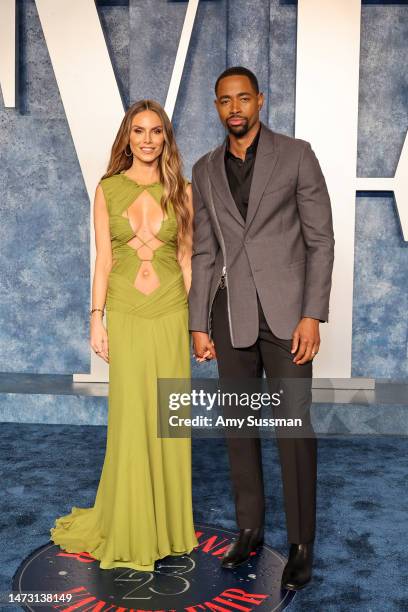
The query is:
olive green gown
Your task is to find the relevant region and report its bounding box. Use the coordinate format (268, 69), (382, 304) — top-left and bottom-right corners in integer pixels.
(50, 172), (198, 571)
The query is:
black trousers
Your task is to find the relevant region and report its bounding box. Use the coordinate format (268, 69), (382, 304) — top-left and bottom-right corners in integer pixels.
(211, 286), (317, 544)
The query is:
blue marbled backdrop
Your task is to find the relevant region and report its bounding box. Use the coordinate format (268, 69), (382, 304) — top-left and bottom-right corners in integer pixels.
(355, 2), (408, 379)
(0, 0), (407, 379)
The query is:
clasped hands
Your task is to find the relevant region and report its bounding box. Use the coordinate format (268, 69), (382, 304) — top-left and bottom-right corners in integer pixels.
(192, 317), (320, 365)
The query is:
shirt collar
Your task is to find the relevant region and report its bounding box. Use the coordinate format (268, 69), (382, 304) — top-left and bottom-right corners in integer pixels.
(225, 125), (261, 162)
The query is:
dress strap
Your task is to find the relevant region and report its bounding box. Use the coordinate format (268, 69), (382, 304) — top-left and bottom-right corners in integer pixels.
(134, 234), (167, 247)
(134, 234), (157, 247)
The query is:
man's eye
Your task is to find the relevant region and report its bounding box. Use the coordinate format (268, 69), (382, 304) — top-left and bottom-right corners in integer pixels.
(241, 98), (250, 102)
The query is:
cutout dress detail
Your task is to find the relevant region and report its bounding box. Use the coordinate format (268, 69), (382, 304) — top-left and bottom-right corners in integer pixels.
(49, 172), (198, 571)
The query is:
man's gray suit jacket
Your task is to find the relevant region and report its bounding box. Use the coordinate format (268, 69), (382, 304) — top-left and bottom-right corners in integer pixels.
(188, 122), (335, 348)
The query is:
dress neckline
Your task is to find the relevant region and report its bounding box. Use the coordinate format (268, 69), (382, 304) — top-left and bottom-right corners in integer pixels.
(120, 170), (161, 187)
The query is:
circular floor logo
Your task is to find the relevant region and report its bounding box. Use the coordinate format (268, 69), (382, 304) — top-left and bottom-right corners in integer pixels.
(12, 524), (296, 611)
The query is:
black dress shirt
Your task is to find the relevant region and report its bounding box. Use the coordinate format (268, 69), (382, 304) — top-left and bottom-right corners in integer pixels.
(224, 127), (261, 221)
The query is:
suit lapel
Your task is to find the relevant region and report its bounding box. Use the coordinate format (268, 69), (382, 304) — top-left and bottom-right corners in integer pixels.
(208, 139), (245, 228)
(245, 124), (280, 231)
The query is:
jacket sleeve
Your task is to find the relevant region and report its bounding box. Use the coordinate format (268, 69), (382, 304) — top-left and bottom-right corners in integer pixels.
(296, 141), (335, 322)
(188, 162), (219, 333)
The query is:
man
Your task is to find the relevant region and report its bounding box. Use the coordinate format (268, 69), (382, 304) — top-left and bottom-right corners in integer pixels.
(188, 66), (334, 590)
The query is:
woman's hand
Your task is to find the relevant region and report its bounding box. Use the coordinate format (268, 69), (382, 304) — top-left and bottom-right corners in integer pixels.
(90, 314), (109, 363)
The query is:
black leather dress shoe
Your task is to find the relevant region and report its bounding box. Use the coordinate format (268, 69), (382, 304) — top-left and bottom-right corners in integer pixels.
(281, 542), (314, 590)
(221, 527), (264, 569)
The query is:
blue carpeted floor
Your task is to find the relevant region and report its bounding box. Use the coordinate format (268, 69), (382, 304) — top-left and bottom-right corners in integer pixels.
(1, 422), (408, 611)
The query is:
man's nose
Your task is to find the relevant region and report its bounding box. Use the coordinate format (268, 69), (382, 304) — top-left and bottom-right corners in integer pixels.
(231, 99), (241, 113)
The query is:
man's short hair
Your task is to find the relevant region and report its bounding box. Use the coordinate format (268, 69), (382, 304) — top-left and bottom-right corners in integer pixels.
(215, 66), (259, 96)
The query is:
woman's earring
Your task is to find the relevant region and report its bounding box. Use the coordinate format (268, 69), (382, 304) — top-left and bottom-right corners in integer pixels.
(125, 144), (133, 157)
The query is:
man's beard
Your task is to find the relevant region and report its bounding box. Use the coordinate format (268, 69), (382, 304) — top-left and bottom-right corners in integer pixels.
(226, 118), (249, 137)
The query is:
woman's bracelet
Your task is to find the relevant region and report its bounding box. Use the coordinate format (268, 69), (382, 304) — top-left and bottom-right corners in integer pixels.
(90, 307), (105, 316)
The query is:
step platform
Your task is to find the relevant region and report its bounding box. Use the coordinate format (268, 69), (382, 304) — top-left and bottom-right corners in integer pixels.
(1, 374), (407, 436)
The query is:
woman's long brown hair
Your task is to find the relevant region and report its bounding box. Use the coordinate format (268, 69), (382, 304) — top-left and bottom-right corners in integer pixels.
(102, 100), (190, 242)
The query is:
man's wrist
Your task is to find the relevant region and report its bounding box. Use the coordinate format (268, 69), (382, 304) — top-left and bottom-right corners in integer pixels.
(301, 315), (320, 322)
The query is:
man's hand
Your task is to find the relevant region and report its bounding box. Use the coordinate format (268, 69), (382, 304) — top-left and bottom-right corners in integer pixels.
(291, 317), (320, 365)
(192, 331), (216, 362)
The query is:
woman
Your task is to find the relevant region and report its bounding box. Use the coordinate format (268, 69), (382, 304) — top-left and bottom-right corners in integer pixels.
(50, 100), (200, 571)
